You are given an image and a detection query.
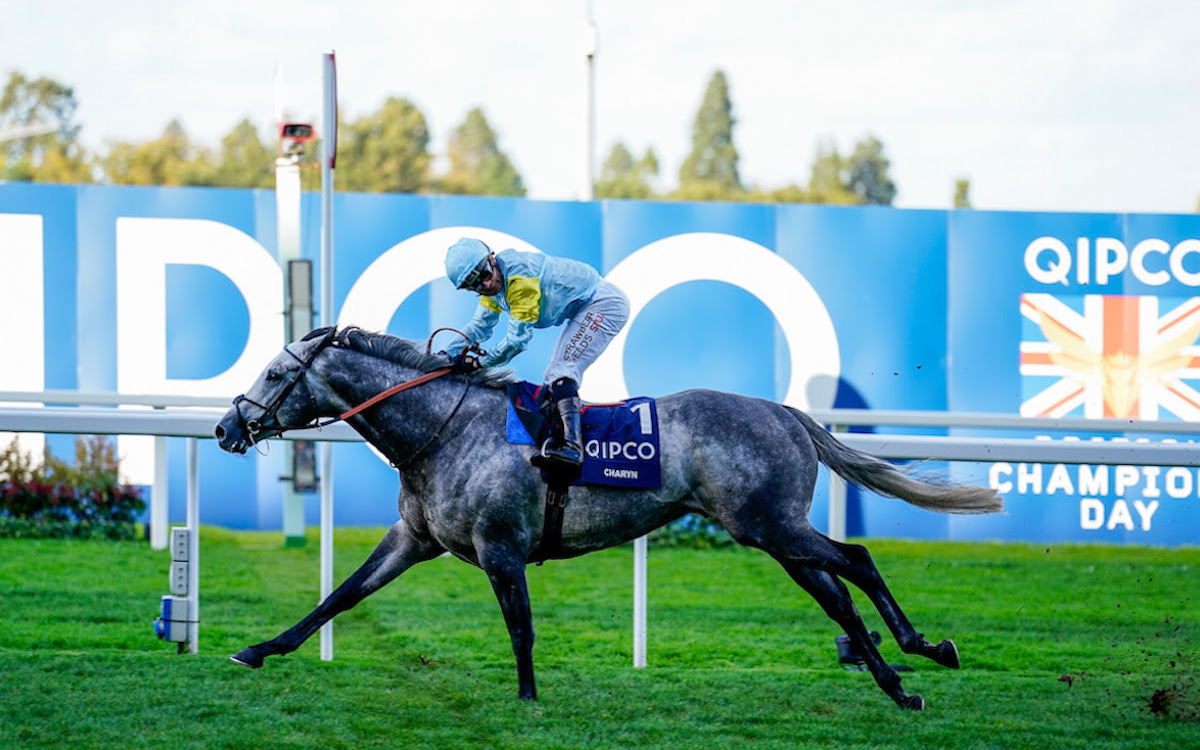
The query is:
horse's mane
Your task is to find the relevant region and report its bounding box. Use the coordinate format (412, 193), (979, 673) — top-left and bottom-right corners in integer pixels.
(305, 326), (515, 389)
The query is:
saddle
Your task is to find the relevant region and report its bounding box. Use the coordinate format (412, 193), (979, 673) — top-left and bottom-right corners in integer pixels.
(505, 382), (661, 559)
(505, 382), (661, 489)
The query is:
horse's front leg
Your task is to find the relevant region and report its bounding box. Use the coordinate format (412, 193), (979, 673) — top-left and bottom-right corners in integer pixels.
(478, 542), (537, 700)
(232, 519), (442, 668)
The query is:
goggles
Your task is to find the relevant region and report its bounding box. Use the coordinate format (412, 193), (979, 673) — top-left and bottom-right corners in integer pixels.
(459, 256), (492, 291)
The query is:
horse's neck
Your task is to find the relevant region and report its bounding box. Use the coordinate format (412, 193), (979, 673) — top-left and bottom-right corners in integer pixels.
(319, 350), (430, 415)
(316, 349), (456, 453)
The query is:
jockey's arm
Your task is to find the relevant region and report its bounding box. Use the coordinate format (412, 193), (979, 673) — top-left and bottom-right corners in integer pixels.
(480, 277), (540, 367)
(481, 319), (535, 367)
(445, 303), (500, 356)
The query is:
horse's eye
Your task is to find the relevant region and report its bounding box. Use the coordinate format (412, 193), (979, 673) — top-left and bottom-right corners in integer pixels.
(266, 370), (283, 382)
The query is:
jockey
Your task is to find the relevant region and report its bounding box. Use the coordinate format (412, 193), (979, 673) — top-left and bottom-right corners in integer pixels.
(442, 237), (629, 471)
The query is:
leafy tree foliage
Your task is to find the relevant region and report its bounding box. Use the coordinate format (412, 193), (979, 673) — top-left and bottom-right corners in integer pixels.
(2, 68), (914, 207)
(213, 118), (274, 189)
(594, 141), (659, 199)
(804, 138), (860, 204)
(845, 134), (895, 205)
(954, 178), (972, 208)
(676, 70), (742, 197)
(753, 183), (810, 204)
(338, 96), (432, 193)
(438, 106), (525, 196)
(99, 120), (215, 186)
(0, 71), (92, 182)
(768, 135), (897, 206)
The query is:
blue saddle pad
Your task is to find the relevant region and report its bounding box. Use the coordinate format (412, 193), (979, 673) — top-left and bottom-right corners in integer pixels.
(505, 382), (661, 489)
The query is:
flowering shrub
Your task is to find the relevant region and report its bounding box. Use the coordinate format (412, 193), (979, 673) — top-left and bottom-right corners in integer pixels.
(647, 513), (735, 549)
(0, 436), (144, 540)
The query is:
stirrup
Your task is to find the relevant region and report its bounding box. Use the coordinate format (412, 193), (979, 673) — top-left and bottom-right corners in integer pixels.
(532, 438), (582, 469)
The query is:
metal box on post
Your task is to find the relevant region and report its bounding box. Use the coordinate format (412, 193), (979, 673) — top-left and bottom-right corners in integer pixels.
(155, 526), (192, 644)
(155, 596), (189, 642)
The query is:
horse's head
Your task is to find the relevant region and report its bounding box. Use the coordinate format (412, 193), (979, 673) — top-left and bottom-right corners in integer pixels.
(215, 327), (338, 454)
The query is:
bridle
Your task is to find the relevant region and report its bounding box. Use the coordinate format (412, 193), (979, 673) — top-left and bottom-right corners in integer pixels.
(231, 332), (338, 442)
(230, 328), (469, 467)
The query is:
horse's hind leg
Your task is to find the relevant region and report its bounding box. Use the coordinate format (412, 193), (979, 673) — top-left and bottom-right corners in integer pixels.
(783, 532), (959, 670)
(231, 520), (442, 668)
(777, 559), (925, 710)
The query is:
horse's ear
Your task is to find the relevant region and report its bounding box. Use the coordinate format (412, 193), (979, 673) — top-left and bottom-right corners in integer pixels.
(301, 326), (337, 343)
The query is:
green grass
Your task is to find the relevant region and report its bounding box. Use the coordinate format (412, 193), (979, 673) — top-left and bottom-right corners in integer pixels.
(0, 529), (1197, 749)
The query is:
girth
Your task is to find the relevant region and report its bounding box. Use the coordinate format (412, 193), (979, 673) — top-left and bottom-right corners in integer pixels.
(539, 480), (570, 561)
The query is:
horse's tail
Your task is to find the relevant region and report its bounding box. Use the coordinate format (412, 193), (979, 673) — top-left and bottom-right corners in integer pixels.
(786, 407), (1004, 515)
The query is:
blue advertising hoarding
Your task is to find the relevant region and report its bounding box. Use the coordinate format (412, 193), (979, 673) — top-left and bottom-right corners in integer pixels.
(947, 210), (1200, 545)
(2, 182), (1198, 544)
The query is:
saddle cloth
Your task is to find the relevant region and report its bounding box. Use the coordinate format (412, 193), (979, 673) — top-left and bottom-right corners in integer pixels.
(505, 382), (661, 489)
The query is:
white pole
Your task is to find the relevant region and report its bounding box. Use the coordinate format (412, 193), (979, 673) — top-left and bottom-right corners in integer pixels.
(828, 474), (847, 543)
(581, 0), (642, 663)
(633, 535), (647, 667)
(827, 424), (847, 542)
(151, 430), (168, 550)
(186, 437), (199, 654)
(277, 157), (304, 545)
(318, 50), (337, 662)
(581, 0), (597, 200)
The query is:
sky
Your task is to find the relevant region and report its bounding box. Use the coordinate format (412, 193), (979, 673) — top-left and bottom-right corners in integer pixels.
(1, 0), (1198, 214)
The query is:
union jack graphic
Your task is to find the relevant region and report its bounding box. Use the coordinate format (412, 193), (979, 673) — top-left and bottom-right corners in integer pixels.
(1020, 293), (1200, 420)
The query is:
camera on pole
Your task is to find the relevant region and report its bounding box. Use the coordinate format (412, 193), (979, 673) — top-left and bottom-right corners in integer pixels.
(279, 123), (315, 163)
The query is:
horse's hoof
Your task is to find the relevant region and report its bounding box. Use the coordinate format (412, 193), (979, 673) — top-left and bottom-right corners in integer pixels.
(230, 648), (264, 669)
(901, 694), (925, 711)
(934, 639), (960, 669)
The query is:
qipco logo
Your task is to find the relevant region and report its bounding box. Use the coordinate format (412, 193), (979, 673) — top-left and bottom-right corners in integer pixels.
(1024, 236), (1200, 287)
(585, 440), (657, 461)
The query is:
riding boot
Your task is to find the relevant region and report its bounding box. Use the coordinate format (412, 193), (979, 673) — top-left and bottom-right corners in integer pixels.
(541, 395), (583, 470)
(532, 377), (584, 472)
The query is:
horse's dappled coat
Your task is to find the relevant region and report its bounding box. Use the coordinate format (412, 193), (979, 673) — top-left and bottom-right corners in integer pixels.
(214, 326), (1003, 710)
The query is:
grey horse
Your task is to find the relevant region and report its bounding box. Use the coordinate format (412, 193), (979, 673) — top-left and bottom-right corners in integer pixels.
(214, 326), (1003, 710)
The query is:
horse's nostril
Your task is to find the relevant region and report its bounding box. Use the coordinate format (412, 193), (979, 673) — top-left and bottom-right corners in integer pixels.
(215, 425), (226, 440)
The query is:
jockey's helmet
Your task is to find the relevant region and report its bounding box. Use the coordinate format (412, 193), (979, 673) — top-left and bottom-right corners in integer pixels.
(446, 237), (493, 289)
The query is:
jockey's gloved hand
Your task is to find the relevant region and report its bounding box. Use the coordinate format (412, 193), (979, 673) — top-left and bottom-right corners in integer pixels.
(448, 350), (484, 374)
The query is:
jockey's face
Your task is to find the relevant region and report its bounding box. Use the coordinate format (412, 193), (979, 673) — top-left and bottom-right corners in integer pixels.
(474, 256), (503, 296)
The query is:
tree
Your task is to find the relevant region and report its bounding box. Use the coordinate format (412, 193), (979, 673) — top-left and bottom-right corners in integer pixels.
(845, 135), (895, 205)
(757, 183), (810, 203)
(213, 118), (274, 188)
(676, 70), (742, 198)
(805, 138), (858, 205)
(0, 71), (92, 182)
(594, 141), (659, 199)
(16, 141), (94, 183)
(338, 97), (432, 193)
(438, 106), (525, 196)
(99, 119), (215, 186)
(799, 135), (897, 206)
(953, 178), (972, 208)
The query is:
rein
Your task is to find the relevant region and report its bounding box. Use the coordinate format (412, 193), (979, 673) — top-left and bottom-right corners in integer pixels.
(317, 365), (471, 469)
(315, 367), (453, 428)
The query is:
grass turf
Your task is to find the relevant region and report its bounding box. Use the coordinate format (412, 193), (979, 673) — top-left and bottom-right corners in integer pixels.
(0, 528), (1196, 749)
